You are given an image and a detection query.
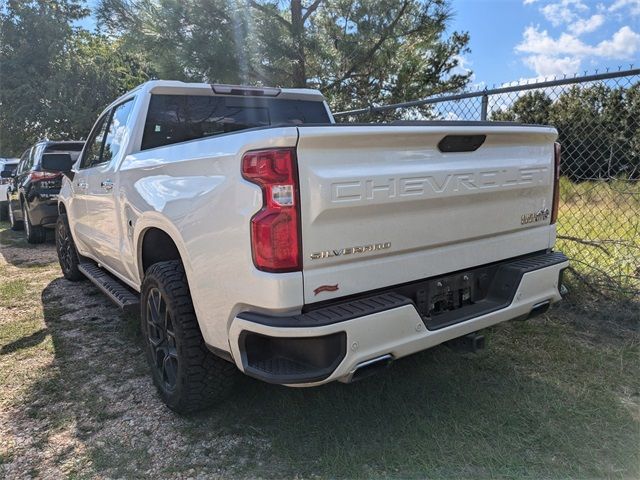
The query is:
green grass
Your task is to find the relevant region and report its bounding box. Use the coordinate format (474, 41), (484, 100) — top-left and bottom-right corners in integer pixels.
(0, 278), (29, 304)
(0, 212), (638, 479)
(176, 303), (639, 479)
(556, 176), (640, 294)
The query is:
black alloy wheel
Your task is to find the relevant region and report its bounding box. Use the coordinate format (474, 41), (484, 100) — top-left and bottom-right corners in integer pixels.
(145, 287), (179, 392)
(55, 214), (84, 280)
(140, 260), (237, 413)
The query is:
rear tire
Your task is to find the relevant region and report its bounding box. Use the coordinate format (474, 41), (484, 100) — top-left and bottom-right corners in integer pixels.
(55, 213), (84, 281)
(8, 201), (22, 231)
(23, 203), (46, 244)
(141, 260), (237, 413)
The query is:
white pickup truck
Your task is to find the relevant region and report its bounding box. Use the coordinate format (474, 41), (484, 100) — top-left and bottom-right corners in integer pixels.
(43, 80), (568, 413)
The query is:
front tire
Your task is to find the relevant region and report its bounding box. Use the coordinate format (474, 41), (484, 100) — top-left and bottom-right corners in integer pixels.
(141, 260), (237, 413)
(55, 213), (84, 281)
(23, 203), (46, 244)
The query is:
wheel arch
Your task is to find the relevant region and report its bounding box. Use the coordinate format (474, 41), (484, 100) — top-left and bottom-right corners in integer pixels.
(135, 218), (193, 285)
(139, 227), (181, 274)
(58, 201), (68, 215)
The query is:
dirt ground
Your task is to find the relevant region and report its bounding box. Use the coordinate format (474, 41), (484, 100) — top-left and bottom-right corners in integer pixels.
(1, 222), (638, 479)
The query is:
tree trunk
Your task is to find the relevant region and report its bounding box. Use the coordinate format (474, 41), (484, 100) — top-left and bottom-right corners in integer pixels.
(290, 0), (306, 87)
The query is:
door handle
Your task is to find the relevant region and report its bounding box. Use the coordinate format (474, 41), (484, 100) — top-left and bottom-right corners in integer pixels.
(100, 179), (114, 191)
(77, 181), (88, 189)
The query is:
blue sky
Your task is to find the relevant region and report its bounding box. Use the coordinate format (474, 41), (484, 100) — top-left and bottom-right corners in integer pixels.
(80, 0), (639, 88)
(448, 0), (640, 88)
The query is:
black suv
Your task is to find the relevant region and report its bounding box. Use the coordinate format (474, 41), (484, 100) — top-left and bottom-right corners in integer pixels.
(6, 140), (84, 243)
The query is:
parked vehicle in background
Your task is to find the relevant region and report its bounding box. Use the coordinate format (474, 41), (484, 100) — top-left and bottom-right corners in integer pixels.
(0, 158), (19, 220)
(44, 80), (568, 413)
(7, 140), (84, 243)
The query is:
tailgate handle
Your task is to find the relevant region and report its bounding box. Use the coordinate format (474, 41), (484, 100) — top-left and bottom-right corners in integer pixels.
(438, 135), (486, 153)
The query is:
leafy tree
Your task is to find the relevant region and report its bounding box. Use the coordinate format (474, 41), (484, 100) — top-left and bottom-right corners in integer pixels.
(624, 83), (640, 178)
(97, 0), (472, 113)
(490, 84), (640, 180)
(491, 91), (552, 125)
(0, 0), (87, 155)
(45, 31), (149, 142)
(97, 0), (243, 83)
(0, 0), (149, 156)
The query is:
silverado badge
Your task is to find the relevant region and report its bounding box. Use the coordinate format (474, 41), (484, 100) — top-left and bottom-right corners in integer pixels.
(310, 242), (391, 260)
(521, 208), (550, 225)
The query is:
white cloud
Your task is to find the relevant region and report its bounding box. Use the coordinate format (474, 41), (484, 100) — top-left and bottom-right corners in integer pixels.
(568, 14), (605, 35)
(522, 55), (582, 77)
(610, 0), (640, 16)
(523, 0), (540, 4)
(517, 25), (640, 58)
(442, 111), (462, 121)
(595, 25), (640, 57)
(516, 25), (640, 77)
(449, 54), (476, 82)
(540, 0), (588, 26)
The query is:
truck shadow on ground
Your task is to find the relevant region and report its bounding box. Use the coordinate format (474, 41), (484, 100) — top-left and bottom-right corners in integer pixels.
(0, 222), (56, 268)
(12, 272), (636, 478)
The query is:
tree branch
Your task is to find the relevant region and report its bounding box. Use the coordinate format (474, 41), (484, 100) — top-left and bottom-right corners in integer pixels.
(247, 1), (291, 28)
(557, 235), (612, 255)
(302, 0), (323, 23)
(565, 266), (605, 296)
(326, 0), (411, 90)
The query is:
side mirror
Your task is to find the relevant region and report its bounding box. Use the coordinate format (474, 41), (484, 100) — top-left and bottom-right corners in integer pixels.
(0, 170), (13, 178)
(41, 153), (74, 173)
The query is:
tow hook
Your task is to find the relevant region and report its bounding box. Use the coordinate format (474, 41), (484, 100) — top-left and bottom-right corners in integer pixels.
(445, 332), (485, 353)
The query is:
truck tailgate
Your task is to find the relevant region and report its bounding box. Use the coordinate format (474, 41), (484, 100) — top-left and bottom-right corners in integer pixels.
(296, 125), (558, 304)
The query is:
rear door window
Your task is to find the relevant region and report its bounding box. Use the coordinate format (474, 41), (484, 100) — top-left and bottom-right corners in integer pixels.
(141, 94), (330, 150)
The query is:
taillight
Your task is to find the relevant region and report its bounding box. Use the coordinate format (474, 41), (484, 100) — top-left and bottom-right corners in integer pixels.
(241, 148), (301, 272)
(30, 171), (61, 182)
(551, 142), (561, 224)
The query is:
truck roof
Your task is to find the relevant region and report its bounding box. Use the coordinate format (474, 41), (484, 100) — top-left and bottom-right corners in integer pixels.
(108, 80), (326, 111)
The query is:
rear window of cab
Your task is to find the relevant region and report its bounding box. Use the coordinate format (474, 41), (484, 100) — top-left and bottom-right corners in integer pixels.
(141, 94), (330, 150)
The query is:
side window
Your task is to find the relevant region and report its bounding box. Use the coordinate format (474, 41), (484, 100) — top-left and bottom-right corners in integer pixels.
(102, 99), (134, 164)
(25, 147), (36, 171)
(30, 145), (44, 170)
(18, 149), (31, 174)
(80, 114), (109, 169)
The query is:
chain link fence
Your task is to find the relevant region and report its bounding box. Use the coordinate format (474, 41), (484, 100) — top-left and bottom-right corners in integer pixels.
(334, 68), (640, 295)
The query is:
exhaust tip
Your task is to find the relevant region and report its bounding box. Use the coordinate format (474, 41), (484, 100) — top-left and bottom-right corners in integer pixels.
(347, 354), (393, 383)
(528, 300), (551, 319)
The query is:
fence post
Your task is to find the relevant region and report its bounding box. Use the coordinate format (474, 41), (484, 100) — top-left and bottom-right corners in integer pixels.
(480, 93), (488, 121)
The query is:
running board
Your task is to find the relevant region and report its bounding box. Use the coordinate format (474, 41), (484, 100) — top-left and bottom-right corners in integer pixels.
(78, 262), (140, 314)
